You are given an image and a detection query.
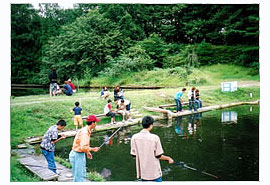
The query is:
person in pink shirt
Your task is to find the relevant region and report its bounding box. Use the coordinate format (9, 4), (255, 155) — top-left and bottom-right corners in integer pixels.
(130, 116), (174, 182)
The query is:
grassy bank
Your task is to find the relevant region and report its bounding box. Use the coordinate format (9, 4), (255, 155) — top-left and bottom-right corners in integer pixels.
(10, 86), (259, 147)
(89, 64), (259, 87)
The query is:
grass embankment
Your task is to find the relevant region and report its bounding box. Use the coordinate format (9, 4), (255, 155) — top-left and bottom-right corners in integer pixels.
(89, 64), (259, 87)
(11, 87), (259, 147)
(10, 64), (259, 182)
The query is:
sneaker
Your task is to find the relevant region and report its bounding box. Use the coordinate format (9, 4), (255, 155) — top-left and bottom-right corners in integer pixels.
(122, 120), (125, 123)
(128, 119), (133, 122)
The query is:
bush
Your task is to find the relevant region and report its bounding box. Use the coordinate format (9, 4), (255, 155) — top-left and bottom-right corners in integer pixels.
(88, 171), (106, 182)
(100, 45), (154, 77)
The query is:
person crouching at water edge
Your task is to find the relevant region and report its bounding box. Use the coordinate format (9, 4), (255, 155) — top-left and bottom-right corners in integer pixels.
(69, 115), (100, 182)
(130, 116), (174, 182)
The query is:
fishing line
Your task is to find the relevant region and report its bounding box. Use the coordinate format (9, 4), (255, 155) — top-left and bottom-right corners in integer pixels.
(174, 161), (219, 179)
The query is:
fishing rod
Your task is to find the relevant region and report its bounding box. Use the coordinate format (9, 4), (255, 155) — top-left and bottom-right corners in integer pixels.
(174, 161), (219, 179)
(99, 126), (123, 148)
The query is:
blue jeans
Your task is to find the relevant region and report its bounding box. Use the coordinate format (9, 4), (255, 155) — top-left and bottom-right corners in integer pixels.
(69, 150), (87, 182)
(195, 99), (202, 108)
(126, 103), (131, 111)
(41, 149), (56, 173)
(189, 99), (197, 111)
(174, 99), (182, 112)
(141, 177), (162, 182)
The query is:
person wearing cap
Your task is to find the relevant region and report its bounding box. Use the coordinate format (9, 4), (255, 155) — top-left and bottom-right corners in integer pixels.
(68, 79), (76, 93)
(69, 115), (100, 182)
(40, 120), (67, 173)
(130, 116), (174, 182)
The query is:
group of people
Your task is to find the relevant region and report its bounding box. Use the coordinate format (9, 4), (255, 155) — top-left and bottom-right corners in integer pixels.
(174, 86), (203, 112)
(101, 85), (132, 124)
(40, 115), (173, 182)
(44, 69), (201, 181)
(100, 85), (125, 101)
(49, 67), (76, 97)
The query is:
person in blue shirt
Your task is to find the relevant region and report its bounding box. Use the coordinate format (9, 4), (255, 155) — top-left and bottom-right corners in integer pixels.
(174, 88), (187, 113)
(63, 81), (73, 96)
(72, 101), (83, 131)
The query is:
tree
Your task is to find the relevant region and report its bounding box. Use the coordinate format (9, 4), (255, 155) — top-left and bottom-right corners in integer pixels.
(39, 9), (129, 82)
(11, 4), (42, 83)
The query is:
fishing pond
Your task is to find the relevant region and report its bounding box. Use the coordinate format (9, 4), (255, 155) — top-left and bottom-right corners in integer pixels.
(54, 105), (259, 181)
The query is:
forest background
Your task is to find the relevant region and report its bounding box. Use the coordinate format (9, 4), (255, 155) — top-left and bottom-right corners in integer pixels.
(11, 3), (259, 86)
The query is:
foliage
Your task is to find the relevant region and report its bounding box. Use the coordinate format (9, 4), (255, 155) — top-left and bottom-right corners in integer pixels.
(38, 9), (129, 83)
(54, 156), (72, 169)
(100, 44), (154, 77)
(11, 4), (259, 84)
(88, 171), (106, 182)
(138, 33), (168, 67)
(11, 4), (42, 83)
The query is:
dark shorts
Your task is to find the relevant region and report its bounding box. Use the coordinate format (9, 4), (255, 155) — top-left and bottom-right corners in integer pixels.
(106, 111), (115, 118)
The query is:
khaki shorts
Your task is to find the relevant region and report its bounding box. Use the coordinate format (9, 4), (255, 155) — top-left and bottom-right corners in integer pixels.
(74, 115), (83, 126)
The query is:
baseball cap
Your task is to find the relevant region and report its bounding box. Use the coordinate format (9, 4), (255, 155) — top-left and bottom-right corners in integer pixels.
(86, 115), (101, 122)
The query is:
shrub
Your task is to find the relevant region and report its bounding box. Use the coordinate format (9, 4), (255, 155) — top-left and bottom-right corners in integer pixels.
(100, 45), (154, 77)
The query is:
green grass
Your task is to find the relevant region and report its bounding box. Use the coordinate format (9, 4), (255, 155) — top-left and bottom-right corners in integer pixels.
(89, 64), (259, 87)
(10, 156), (41, 182)
(10, 86), (260, 147)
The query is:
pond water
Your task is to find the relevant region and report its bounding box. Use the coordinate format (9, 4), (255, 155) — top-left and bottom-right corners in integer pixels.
(55, 105), (259, 181)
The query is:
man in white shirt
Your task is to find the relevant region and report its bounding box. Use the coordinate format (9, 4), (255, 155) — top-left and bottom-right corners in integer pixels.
(130, 116), (174, 181)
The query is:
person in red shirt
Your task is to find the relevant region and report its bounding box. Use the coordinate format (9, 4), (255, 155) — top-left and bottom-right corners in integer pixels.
(104, 99), (116, 124)
(68, 79), (76, 93)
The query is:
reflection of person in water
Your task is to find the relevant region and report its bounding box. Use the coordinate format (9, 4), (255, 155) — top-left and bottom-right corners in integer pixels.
(194, 112), (202, 127)
(188, 113), (202, 135)
(175, 116), (184, 136)
(117, 127), (131, 145)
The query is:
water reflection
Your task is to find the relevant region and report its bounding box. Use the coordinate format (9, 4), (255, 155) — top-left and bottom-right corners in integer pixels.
(221, 111), (238, 124)
(103, 127), (132, 147)
(174, 113), (203, 139)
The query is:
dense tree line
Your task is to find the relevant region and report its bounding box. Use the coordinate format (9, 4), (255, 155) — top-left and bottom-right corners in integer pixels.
(11, 3), (259, 84)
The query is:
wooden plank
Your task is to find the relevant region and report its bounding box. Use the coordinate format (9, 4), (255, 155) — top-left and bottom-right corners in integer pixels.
(146, 100), (260, 119)
(19, 157), (58, 181)
(159, 102), (189, 109)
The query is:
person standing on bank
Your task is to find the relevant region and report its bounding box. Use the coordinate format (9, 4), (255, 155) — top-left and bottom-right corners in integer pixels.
(40, 120), (67, 174)
(49, 67), (58, 97)
(130, 116), (174, 182)
(69, 115), (100, 182)
(174, 88), (187, 113)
